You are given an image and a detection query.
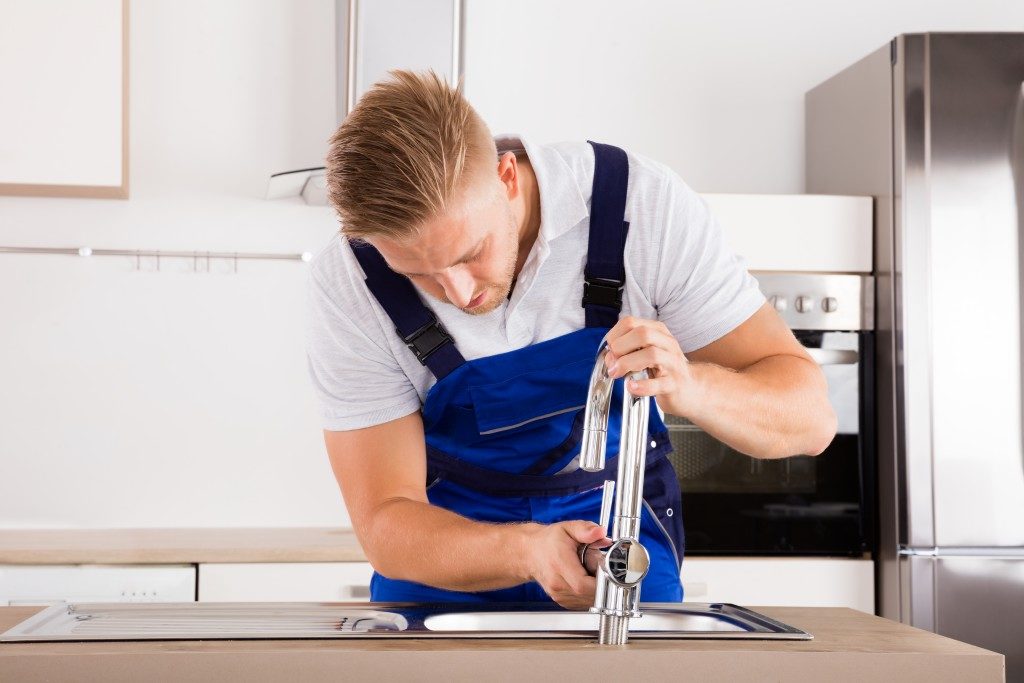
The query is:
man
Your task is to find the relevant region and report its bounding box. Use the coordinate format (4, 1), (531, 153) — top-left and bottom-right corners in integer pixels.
(306, 70), (836, 610)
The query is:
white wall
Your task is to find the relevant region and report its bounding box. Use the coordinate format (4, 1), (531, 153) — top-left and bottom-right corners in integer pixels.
(0, 0), (343, 528)
(463, 0), (1024, 193)
(2, 0), (1022, 529)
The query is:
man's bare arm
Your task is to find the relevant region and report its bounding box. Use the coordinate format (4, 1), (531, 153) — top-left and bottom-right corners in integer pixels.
(324, 411), (540, 591)
(326, 412), (612, 608)
(603, 302), (836, 460)
(683, 302), (837, 458)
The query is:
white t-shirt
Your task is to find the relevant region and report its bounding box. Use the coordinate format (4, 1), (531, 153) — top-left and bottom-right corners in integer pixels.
(305, 135), (765, 432)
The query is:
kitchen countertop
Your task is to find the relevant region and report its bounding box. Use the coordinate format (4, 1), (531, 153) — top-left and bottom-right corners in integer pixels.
(0, 528), (366, 564)
(0, 605), (1003, 682)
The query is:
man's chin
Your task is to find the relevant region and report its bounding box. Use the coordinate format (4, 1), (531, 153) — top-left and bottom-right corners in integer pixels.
(462, 294), (499, 315)
(460, 287), (509, 315)
(431, 283), (510, 315)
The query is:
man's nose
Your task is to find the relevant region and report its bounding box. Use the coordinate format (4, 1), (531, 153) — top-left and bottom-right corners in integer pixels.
(437, 268), (475, 308)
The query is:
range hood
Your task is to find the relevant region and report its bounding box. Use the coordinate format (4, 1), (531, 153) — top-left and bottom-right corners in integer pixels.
(266, 0), (466, 205)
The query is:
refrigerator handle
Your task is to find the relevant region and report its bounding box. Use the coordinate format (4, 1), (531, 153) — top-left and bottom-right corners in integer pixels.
(1013, 80), (1024, 476)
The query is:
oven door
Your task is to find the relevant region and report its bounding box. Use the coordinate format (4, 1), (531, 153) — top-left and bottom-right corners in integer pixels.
(669, 330), (874, 556)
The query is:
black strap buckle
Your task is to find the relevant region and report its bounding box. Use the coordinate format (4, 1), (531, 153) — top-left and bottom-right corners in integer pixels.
(582, 276), (624, 310)
(399, 314), (453, 364)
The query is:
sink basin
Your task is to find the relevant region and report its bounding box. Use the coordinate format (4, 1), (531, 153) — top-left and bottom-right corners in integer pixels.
(1, 601), (811, 642)
(424, 610), (745, 633)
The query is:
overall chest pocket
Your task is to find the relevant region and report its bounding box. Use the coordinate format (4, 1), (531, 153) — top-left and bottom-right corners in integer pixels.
(468, 357), (596, 436)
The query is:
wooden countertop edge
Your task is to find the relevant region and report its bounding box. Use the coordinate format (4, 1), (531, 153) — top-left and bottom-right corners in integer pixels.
(0, 528), (369, 564)
(0, 529), (880, 566)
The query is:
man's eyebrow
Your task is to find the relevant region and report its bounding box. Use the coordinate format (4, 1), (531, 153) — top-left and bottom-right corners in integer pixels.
(393, 240), (483, 277)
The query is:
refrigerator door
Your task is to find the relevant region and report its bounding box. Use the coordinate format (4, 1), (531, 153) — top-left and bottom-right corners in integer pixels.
(933, 555), (1024, 682)
(902, 33), (1024, 548)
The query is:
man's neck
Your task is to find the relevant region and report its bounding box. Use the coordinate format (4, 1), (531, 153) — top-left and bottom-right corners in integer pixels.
(515, 157), (542, 277)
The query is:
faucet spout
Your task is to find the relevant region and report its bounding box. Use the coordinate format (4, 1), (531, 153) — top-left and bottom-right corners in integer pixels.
(578, 334), (655, 645)
(579, 339), (615, 473)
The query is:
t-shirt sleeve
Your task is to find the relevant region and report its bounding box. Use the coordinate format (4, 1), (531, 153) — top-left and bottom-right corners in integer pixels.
(652, 170), (766, 354)
(304, 269), (422, 431)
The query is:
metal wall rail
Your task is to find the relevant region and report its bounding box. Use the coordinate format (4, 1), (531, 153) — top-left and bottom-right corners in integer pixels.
(0, 245), (313, 272)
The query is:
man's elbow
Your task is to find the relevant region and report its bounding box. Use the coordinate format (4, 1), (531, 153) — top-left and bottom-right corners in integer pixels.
(774, 363), (837, 458)
(356, 497), (409, 580)
(802, 393), (838, 456)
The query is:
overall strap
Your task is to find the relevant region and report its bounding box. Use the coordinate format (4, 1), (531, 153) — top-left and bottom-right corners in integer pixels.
(349, 240), (465, 380)
(583, 141), (630, 329)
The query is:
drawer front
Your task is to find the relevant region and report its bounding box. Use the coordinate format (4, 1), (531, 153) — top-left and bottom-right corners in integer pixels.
(681, 558), (874, 613)
(198, 562), (373, 602)
(0, 564), (196, 605)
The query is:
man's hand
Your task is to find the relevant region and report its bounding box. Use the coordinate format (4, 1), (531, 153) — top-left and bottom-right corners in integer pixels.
(603, 315), (698, 418)
(523, 521), (611, 610)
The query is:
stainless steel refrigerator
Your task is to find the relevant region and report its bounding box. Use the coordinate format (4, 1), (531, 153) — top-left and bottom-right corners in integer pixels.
(805, 33), (1024, 681)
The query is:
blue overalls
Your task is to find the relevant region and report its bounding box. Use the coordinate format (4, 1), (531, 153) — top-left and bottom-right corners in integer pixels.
(350, 142), (685, 604)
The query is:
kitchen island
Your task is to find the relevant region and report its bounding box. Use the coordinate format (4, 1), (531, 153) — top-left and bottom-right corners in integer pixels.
(0, 604), (1003, 682)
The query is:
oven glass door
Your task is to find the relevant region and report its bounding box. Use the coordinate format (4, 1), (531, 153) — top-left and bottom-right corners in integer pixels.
(670, 330), (874, 555)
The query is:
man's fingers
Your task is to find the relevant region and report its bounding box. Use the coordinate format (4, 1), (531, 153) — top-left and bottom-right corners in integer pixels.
(551, 573), (596, 608)
(558, 555), (597, 596)
(625, 375), (669, 397)
(564, 520), (606, 544)
(608, 323), (667, 357)
(607, 346), (670, 380)
(570, 573), (596, 597)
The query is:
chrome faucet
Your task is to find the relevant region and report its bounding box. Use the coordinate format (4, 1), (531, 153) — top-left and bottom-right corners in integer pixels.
(577, 335), (652, 645)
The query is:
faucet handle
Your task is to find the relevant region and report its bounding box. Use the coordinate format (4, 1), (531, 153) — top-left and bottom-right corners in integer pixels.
(579, 480), (617, 575)
(598, 480), (615, 535)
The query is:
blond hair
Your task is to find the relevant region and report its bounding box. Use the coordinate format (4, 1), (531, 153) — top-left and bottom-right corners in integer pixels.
(325, 70), (496, 242)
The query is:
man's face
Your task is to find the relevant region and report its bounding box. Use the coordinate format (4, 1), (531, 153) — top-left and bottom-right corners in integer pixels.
(367, 168), (520, 316)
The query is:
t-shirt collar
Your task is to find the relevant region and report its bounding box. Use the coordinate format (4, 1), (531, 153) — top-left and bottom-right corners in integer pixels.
(494, 133), (588, 245)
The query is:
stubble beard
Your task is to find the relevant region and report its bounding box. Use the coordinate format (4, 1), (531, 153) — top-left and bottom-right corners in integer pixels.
(460, 210), (519, 316)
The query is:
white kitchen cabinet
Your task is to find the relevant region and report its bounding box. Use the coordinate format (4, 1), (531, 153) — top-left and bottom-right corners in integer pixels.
(198, 562), (374, 602)
(0, 564), (196, 606)
(195, 559), (872, 612)
(703, 194), (873, 273)
(0, 0), (128, 198)
(680, 557), (874, 613)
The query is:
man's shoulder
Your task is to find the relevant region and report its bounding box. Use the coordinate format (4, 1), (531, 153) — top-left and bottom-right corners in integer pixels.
(308, 233), (374, 314)
(541, 139), (681, 204)
(309, 233), (347, 284)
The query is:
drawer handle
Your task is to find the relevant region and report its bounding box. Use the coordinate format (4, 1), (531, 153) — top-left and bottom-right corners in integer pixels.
(343, 585), (371, 599)
(806, 348), (858, 366)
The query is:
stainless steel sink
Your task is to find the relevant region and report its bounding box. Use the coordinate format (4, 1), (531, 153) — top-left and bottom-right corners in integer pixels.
(423, 609), (746, 633)
(1, 601), (811, 642)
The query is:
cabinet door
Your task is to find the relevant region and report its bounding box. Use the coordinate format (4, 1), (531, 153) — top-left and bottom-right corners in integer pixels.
(681, 558), (874, 613)
(0, 0), (128, 198)
(0, 564), (196, 605)
(703, 194), (873, 273)
(198, 562), (373, 602)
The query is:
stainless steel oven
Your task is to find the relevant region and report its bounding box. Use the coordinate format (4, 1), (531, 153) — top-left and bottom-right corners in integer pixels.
(667, 273), (875, 556)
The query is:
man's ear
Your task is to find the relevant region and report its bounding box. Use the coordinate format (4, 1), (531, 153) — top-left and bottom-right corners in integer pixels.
(496, 151), (519, 201)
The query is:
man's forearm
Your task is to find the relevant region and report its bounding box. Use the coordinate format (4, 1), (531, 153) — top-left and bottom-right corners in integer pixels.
(364, 496), (539, 591)
(682, 355), (837, 459)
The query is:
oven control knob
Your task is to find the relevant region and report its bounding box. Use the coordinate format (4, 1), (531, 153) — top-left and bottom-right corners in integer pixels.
(822, 296), (838, 313)
(769, 295), (788, 312)
(795, 295), (814, 313)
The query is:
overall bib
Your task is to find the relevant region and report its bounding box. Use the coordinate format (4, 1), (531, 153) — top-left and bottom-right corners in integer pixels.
(350, 142), (685, 604)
